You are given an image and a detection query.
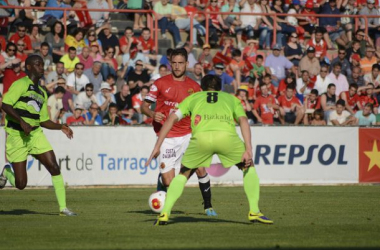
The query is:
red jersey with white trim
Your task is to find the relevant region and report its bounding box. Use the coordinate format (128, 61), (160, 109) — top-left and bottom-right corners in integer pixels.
(305, 97), (321, 109)
(277, 95), (302, 112)
(145, 74), (201, 138)
(360, 94), (379, 108)
(340, 91), (360, 110)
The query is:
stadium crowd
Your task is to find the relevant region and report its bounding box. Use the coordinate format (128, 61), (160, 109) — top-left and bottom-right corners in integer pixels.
(0, 0), (380, 126)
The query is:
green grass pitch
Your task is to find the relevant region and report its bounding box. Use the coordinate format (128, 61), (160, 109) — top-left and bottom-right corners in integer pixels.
(1, 186), (380, 250)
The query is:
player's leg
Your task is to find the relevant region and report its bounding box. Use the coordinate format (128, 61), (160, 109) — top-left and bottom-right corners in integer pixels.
(33, 150), (76, 216)
(156, 137), (181, 191)
(1, 133), (28, 189)
(195, 167), (216, 216)
(154, 166), (195, 226)
(217, 131), (273, 224)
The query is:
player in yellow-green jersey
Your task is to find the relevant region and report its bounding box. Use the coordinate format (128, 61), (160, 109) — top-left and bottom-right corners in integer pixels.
(147, 75), (273, 225)
(0, 55), (76, 216)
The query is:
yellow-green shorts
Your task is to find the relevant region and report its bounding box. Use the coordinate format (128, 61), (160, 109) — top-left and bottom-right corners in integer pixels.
(182, 131), (245, 169)
(6, 129), (53, 163)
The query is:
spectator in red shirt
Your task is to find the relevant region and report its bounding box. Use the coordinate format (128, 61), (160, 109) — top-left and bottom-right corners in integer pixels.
(340, 83), (362, 114)
(278, 84), (304, 125)
(306, 28), (327, 62)
(360, 83), (379, 114)
(255, 75), (277, 99)
(132, 85), (150, 124)
(15, 40), (28, 62)
(1, 59), (27, 95)
(138, 27), (157, 62)
(78, 46), (94, 70)
(303, 89), (321, 124)
(119, 27), (139, 55)
(278, 73), (296, 97)
(66, 106), (86, 126)
(253, 83), (279, 124)
(9, 24), (33, 54)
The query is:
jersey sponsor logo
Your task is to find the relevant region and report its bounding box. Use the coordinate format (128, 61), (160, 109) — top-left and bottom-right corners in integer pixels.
(160, 162), (165, 169)
(187, 88), (194, 95)
(254, 144), (348, 165)
(164, 101), (178, 107)
(162, 149), (176, 159)
(194, 114), (201, 126)
(203, 114), (233, 123)
(165, 87), (171, 93)
(27, 100), (41, 112)
(150, 84), (158, 92)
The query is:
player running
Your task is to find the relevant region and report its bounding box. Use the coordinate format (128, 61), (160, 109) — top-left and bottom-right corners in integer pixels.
(146, 75), (273, 225)
(0, 55), (76, 216)
(141, 48), (217, 216)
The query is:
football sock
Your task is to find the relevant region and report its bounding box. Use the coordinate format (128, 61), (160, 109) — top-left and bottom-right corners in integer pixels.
(156, 173), (167, 192)
(198, 173), (212, 209)
(3, 166), (15, 187)
(51, 174), (66, 211)
(243, 167), (260, 213)
(161, 174), (187, 216)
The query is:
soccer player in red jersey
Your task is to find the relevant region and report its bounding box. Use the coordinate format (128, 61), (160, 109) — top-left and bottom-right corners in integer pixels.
(340, 83), (362, 114)
(141, 48), (217, 216)
(277, 84), (305, 125)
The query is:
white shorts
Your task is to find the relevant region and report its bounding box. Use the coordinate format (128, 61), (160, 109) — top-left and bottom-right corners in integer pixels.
(158, 134), (191, 174)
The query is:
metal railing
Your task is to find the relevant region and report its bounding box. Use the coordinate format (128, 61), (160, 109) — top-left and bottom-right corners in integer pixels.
(0, 5), (375, 51)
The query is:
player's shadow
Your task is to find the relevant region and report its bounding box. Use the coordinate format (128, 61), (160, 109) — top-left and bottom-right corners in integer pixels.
(171, 216), (250, 225)
(127, 210), (186, 215)
(0, 209), (56, 216)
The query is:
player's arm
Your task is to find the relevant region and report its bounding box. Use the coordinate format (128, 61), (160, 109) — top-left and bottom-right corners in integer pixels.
(237, 116), (253, 168)
(146, 113), (180, 166)
(141, 100), (166, 122)
(2, 103), (34, 135)
(40, 120), (73, 139)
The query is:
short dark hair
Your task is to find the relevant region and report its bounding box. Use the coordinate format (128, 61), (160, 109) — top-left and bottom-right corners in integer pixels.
(142, 27), (150, 33)
(314, 109), (324, 119)
(365, 103), (374, 110)
(75, 62), (84, 68)
(159, 64), (167, 70)
(232, 49), (241, 57)
(109, 102), (118, 110)
(349, 83), (358, 90)
(107, 74), (116, 81)
(25, 54), (43, 67)
(336, 99), (345, 106)
(125, 27), (133, 32)
(41, 42), (50, 49)
(286, 84), (296, 91)
(85, 83), (94, 89)
(166, 48), (173, 56)
(372, 64), (380, 71)
(68, 46), (77, 52)
(301, 70), (309, 75)
(141, 86), (150, 92)
(333, 62), (342, 68)
(256, 55), (264, 60)
(201, 75), (221, 91)
(328, 83), (336, 89)
(170, 48), (188, 62)
(311, 89), (319, 96)
(54, 86), (66, 94)
(367, 83), (375, 88)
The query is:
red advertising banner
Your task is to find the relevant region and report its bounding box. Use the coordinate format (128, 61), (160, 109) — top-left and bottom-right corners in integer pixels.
(359, 128), (380, 183)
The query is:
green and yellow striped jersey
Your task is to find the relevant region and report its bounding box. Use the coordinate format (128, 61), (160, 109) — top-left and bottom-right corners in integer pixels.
(2, 76), (49, 134)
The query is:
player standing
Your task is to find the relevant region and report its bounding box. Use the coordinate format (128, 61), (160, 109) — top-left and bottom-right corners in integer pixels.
(146, 75), (273, 225)
(0, 55), (76, 216)
(141, 48), (217, 216)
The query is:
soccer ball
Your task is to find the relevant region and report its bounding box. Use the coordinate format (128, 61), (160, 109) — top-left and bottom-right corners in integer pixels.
(148, 191), (166, 213)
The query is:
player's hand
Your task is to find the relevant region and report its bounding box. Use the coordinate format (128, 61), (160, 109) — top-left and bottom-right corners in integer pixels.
(61, 124), (73, 139)
(153, 112), (166, 122)
(20, 120), (33, 136)
(146, 147), (160, 167)
(241, 150), (253, 168)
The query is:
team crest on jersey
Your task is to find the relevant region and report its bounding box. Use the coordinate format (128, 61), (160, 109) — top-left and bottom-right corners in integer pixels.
(188, 88), (194, 95)
(194, 115), (201, 126)
(150, 84), (158, 92)
(160, 163), (165, 169)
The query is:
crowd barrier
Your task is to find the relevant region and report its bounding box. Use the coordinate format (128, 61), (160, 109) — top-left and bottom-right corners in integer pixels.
(1, 126), (379, 186)
(0, 5), (375, 50)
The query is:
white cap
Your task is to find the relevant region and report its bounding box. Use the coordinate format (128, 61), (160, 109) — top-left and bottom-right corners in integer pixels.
(100, 82), (111, 90)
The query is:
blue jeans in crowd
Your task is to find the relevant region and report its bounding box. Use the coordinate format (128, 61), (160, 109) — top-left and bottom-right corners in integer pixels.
(158, 17), (182, 45)
(101, 63), (116, 81)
